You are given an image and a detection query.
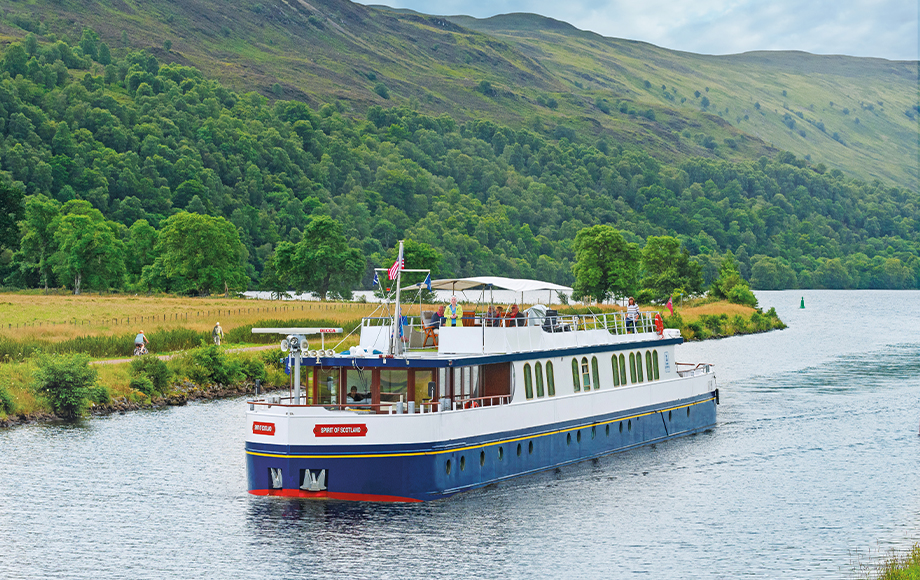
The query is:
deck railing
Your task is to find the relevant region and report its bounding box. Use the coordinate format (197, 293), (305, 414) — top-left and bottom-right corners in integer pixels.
(379, 310), (664, 351)
(248, 394), (510, 413)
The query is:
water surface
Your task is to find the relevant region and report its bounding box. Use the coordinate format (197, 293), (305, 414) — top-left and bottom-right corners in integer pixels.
(1, 290), (918, 579)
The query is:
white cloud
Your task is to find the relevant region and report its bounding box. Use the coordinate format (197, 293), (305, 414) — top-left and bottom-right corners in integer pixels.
(359, 0), (919, 60)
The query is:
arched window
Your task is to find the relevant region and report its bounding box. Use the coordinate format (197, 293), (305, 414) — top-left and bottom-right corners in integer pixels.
(636, 352), (644, 382)
(619, 354), (627, 386)
(591, 357), (600, 390)
(645, 351), (653, 382)
(611, 355), (620, 387)
(571, 359), (580, 392)
(524, 363), (533, 399)
(546, 361), (556, 396)
(653, 351), (660, 380)
(629, 352), (637, 384)
(535, 362), (545, 397)
(581, 357), (591, 391)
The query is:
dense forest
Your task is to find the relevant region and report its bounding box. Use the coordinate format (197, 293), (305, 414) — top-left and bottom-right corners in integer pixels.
(0, 32), (918, 296)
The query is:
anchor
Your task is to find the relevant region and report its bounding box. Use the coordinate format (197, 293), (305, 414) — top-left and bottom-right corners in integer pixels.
(301, 469), (327, 491)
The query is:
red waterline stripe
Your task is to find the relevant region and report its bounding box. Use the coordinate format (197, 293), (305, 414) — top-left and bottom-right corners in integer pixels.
(249, 489), (422, 503)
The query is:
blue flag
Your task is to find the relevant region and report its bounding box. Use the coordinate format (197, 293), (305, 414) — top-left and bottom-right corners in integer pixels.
(424, 272), (432, 291)
(372, 272), (379, 286)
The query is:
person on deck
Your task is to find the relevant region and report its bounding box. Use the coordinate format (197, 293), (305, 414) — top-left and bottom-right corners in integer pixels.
(445, 296), (463, 327)
(506, 304), (522, 327)
(431, 305), (445, 328)
(625, 297), (640, 333)
(348, 386), (365, 403)
(485, 305), (497, 327)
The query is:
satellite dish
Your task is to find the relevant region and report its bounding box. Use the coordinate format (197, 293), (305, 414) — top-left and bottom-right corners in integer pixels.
(280, 339), (290, 351)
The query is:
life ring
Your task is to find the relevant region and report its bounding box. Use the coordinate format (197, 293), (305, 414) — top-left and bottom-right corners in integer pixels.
(654, 313), (664, 338)
(463, 400), (480, 409)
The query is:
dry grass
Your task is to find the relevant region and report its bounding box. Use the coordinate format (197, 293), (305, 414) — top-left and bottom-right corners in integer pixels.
(0, 360), (40, 416)
(676, 302), (757, 320)
(0, 293), (385, 342)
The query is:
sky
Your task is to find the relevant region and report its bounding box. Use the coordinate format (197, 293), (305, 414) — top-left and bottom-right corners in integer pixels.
(359, 0), (919, 61)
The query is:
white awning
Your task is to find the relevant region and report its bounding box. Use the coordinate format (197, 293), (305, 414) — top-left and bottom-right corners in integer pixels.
(409, 276), (571, 293)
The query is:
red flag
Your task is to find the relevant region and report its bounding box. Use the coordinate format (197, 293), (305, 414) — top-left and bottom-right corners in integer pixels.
(666, 296), (674, 315)
(387, 258), (403, 280)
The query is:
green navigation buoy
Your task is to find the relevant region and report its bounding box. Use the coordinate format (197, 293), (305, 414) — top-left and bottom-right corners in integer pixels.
(800, 297), (805, 309)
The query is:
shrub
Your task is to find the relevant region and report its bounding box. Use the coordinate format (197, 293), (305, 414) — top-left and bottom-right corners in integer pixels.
(727, 284), (758, 307)
(89, 384), (111, 405)
(0, 384), (14, 415)
(32, 353), (97, 418)
(239, 356), (267, 382)
(131, 355), (172, 394)
(183, 343), (244, 385)
(129, 375), (155, 397)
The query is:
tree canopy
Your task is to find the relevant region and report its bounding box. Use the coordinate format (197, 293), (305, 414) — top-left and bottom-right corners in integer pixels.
(572, 225), (639, 303)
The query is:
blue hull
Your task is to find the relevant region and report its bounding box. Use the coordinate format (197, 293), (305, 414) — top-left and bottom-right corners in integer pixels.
(246, 391), (717, 502)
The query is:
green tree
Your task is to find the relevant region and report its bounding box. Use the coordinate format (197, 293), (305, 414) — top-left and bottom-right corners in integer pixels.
(640, 236), (703, 302)
(11, 194), (60, 289)
(152, 212), (249, 295)
(282, 216), (363, 300)
(97, 42), (112, 65)
(709, 253), (757, 306)
(124, 219), (158, 283)
(0, 182), (25, 250)
(571, 225), (639, 302)
(2, 43), (28, 77)
(52, 202), (125, 294)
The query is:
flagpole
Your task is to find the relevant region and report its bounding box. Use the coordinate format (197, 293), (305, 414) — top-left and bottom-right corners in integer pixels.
(391, 240), (404, 355)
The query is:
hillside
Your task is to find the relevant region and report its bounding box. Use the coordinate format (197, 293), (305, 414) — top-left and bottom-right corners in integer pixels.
(0, 0), (916, 189)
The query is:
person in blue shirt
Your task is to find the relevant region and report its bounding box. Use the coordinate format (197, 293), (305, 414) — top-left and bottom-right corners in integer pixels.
(134, 330), (149, 354)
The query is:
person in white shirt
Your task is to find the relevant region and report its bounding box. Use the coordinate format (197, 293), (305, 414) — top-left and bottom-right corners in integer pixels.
(625, 297), (640, 333)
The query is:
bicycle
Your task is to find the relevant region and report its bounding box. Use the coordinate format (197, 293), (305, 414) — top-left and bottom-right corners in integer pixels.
(133, 344), (149, 356)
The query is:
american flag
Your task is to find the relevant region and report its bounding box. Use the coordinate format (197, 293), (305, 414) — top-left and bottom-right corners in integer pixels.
(388, 257), (403, 280)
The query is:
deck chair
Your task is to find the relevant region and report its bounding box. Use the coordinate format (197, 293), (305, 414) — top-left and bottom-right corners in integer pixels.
(421, 311), (439, 347)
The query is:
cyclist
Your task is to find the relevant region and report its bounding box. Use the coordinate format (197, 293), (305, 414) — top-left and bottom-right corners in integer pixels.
(134, 330), (149, 355)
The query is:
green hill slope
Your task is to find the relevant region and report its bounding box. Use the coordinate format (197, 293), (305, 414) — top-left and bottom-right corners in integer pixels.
(1, 0), (916, 189)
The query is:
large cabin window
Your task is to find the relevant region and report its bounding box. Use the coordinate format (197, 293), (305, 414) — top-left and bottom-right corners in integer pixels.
(619, 354), (627, 386)
(629, 353), (637, 384)
(635, 352), (644, 383)
(645, 351), (653, 382)
(524, 363), (534, 399)
(581, 357), (591, 391)
(653, 351), (660, 380)
(546, 361), (556, 396)
(611, 355), (620, 387)
(380, 370), (409, 403)
(591, 357), (600, 390)
(535, 362), (545, 397)
(346, 368), (372, 405)
(571, 359), (580, 392)
(415, 369), (435, 405)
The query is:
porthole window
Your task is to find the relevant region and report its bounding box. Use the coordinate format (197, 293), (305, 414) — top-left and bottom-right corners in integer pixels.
(668, 410), (672, 421)
(446, 459), (452, 474)
(535, 362), (545, 398)
(581, 357), (591, 391)
(687, 406), (690, 417)
(636, 352), (644, 382)
(528, 441), (534, 454)
(629, 353), (638, 384)
(619, 421), (623, 433)
(645, 351), (653, 382)
(591, 426), (596, 439)
(524, 363), (533, 400)
(619, 354), (627, 385)
(571, 359), (580, 392)
(591, 357), (600, 390)
(499, 446), (504, 460)
(480, 450), (485, 466)
(546, 361), (556, 396)
(611, 355), (620, 387)
(628, 419), (632, 431)
(577, 430), (582, 443)
(517, 443), (522, 456)
(653, 350), (660, 380)
(606, 424), (610, 436)
(460, 456), (466, 471)
(567, 433), (572, 445)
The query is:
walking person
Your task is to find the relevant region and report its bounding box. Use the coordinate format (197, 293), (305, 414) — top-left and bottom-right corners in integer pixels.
(212, 322), (224, 346)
